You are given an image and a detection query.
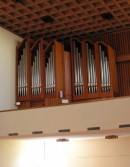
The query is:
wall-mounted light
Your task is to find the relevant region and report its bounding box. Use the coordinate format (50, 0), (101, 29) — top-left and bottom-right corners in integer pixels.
(105, 135), (118, 139)
(56, 138), (69, 142)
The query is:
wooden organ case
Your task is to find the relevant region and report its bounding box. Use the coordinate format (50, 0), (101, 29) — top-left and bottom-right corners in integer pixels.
(16, 38), (31, 108)
(16, 37), (118, 109)
(44, 40), (64, 106)
(95, 41), (118, 98)
(30, 39), (44, 107)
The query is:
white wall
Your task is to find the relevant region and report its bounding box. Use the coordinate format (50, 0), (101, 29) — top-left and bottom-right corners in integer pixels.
(0, 27), (22, 110)
(0, 137), (130, 167)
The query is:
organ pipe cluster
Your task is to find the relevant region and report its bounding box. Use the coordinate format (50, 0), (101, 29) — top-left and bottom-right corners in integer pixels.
(31, 43), (41, 95)
(73, 41), (84, 96)
(99, 44), (110, 92)
(45, 44), (55, 94)
(86, 42), (97, 94)
(18, 42), (27, 97)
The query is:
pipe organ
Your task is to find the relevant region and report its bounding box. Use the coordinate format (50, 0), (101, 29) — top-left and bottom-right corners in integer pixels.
(71, 39), (86, 100)
(16, 38), (31, 108)
(16, 38), (118, 108)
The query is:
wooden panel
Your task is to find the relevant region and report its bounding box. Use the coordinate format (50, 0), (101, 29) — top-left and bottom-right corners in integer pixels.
(88, 30), (130, 57)
(63, 51), (72, 100)
(108, 45), (118, 97)
(54, 40), (64, 98)
(116, 54), (130, 62)
(117, 61), (130, 96)
(44, 98), (61, 107)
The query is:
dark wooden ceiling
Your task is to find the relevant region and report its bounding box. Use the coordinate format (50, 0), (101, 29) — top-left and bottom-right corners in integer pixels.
(1, 0), (130, 40)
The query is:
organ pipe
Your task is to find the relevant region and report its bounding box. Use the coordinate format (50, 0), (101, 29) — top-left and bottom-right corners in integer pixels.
(72, 39), (85, 98)
(99, 44), (110, 93)
(85, 41), (97, 95)
(18, 41), (28, 97)
(45, 44), (56, 94)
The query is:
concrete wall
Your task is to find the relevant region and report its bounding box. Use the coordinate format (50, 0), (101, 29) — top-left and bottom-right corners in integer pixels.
(0, 27), (22, 110)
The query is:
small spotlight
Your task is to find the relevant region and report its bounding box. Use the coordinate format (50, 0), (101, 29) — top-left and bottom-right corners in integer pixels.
(105, 135), (118, 139)
(56, 138), (69, 142)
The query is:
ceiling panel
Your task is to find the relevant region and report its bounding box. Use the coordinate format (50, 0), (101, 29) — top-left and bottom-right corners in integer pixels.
(0, 0), (130, 40)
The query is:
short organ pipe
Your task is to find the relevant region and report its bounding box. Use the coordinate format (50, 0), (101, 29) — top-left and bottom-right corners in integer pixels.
(45, 44), (56, 94)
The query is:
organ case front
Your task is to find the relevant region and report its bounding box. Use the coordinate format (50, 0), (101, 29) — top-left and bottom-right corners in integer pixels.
(71, 38), (86, 100)
(44, 40), (64, 105)
(95, 41), (118, 97)
(30, 39), (44, 107)
(16, 38), (31, 108)
(82, 40), (99, 99)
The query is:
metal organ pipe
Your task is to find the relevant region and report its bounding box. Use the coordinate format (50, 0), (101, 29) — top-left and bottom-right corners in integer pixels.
(45, 44), (55, 94)
(31, 43), (41, 95)
(73, 41), (84, 95)
(99, 44), (110, 92)
(18, 42), (28, 97)
(86, 43), (97, 94)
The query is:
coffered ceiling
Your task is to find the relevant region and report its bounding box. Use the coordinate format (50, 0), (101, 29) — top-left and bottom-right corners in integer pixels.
(1, 0), (130, 40)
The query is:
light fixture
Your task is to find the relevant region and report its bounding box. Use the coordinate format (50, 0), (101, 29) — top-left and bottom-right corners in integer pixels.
(105, 135), (118, 139)
(101, 12), (114, 20)
(13, 0), (24, 4)
(56, 138), (69, 142)
(76, 0), (83, 3)
(41, 16), (54, 23)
